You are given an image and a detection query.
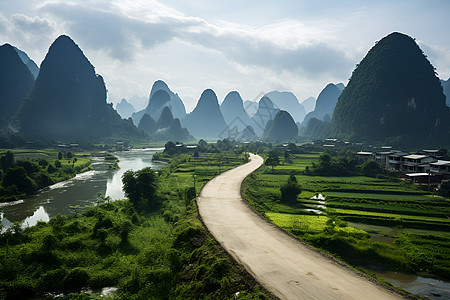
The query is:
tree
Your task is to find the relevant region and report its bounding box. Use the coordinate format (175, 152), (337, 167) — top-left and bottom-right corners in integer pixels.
(361, 160), (383, 177)
(265, 151), (280, 170)
(122, 167), (159, 211)
(1, 151), (14, 171)
(280, 172), (301, 203)
(2, 166), (37, 195)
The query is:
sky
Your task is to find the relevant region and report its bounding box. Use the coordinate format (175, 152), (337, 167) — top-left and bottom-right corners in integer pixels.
(1, 0), (450, 112)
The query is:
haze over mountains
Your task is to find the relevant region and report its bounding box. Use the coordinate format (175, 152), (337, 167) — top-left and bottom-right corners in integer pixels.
(1, 31), (449, 146)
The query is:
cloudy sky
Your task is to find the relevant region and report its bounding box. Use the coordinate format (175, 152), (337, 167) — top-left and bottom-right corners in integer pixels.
(1, 0), (450, 112)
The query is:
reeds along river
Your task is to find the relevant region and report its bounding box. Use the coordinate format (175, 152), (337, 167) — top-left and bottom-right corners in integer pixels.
(0, 148), (165, 228)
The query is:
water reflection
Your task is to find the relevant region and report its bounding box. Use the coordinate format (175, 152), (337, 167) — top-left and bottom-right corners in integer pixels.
(22, 206), (49, 227)
(378, 271), (450, 298)
(0, 148), (164, 225)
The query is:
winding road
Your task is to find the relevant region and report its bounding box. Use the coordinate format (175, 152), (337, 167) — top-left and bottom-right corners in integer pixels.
(197, 153), (403, 300)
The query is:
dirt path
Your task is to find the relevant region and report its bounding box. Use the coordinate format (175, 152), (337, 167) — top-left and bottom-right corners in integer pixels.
(197, 153), (403, 300)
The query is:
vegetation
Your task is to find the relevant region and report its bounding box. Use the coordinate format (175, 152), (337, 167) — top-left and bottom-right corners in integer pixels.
(0, 142), (270, 299)
(243, 149), (450, 282)
(0, 149), (91, 202)
(332, 32), (450, 148)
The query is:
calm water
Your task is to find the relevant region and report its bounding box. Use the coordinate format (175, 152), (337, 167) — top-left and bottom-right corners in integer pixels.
(0, 148), (164, 227)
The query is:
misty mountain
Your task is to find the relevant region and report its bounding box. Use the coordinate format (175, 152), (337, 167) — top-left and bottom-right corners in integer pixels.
(301, 83), (343, 126)
(220, 91), (254, 136)
(0, 44), (34, 128)
(332, 32), (450, 147)
(301, 96), (316, 113)
(150, 80), (186, 120)
(115, 98), (135, 119)
(243, 100), (258, 118)
(138, 113), (156, 135)
(335, 83), (345, 92)
(264, 91), (307, 123)
(138, 107), (191, 141)
(182, 89), (228, 139)
(251, 96), (279, 136)
(441, 78), (450, 107)
(263, 110), (298, 142)
(13, 46), (39, 79)
(13, 35), (143, 141)
(131, 80), (186, 125)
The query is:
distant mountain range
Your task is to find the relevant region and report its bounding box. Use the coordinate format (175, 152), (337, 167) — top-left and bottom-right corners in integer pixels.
(2, 32), (450, 146)
(264, 91), (306, 123)
(115, 98), (135, 119)
(301, 83), (343, 127)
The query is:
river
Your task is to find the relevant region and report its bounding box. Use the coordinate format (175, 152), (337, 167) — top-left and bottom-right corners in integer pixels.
(0, 148), (165, 227)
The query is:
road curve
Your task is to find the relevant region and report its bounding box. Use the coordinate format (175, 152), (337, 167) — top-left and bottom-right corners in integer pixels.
(197, 153), (402, 300)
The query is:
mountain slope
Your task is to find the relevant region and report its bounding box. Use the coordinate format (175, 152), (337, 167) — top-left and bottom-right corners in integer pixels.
(115, 98), (135, 119)
(182, 89), (228, 139)
(301, 83), (342, 126)
(332, 32), (449, 146)
(220, 91), (254, 135)
(13, 46), (39, 79)
(264, 91), (306, 123)
(251, 96), (279, 136)
(301, 96), (316, 113)
(441, 78), (450, 107)
(0, 44), (34, 128)
(14, 35), (142, 141)
(263, 110), (298, 142)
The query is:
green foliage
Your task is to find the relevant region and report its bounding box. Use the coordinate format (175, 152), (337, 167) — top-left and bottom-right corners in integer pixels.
(280, 173), (301, 203)
(0, 151), (14, 171)
(332, 32), (450, 147)
(360, 160), (384, 177)
(265, 150), (280, 170)
(2, 166), (37, 195)
(243, 151), (450, 281)
(122, 167), (159, 211)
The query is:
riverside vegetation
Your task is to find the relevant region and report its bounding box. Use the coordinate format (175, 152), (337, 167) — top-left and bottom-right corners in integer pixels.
(0, 149), (92, 202)
(0, 140), (270, 299)
(242, 146), (450, 288)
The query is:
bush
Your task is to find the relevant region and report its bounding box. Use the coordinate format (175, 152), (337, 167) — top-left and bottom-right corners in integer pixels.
(280, 174), (301, 203)
(63, 268), (90, 289)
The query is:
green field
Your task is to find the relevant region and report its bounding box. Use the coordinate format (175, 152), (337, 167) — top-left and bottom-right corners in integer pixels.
(242, 152), (450, 281)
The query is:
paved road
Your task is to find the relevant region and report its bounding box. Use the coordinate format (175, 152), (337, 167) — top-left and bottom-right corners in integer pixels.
(197, 153), (402, 300)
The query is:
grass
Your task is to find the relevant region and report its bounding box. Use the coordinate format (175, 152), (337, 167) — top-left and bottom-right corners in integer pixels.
(242, 152), (450, 281)
(0, 150), (271, 299)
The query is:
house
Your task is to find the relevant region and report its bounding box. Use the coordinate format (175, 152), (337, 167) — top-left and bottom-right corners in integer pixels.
(430, 160), (450, 175)
(375, 151), (392, 167)
(401, 154), (437, 173)
(356, 151), (373, 163)
(388, 151), (409, 171)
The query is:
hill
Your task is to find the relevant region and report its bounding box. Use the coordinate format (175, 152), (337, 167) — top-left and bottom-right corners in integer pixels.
(301, 96), (316, 113)
(182, 89), (227, 139)
(332, 32), (450, 147)
(263, 110), (298, 142)
(220, 91), (255, 138)
(13, 46), (39, 79)
(301, 83), (342, 126)
(13, 35), (143, 142)
(251, 96), (279, 136)
(264, 91), (306, 123)
(115, 98), (135, 119)
(0, 44), (34, 128)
